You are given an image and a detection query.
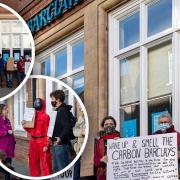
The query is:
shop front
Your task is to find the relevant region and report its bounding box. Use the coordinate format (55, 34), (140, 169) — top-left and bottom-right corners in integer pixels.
(2, 0), (180, 179)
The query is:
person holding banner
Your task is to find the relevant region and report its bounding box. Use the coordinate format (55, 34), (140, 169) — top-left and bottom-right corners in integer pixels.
(22, 98), (52, 177)
(94, 116), (120, 180)
(154, 113), (180, 145)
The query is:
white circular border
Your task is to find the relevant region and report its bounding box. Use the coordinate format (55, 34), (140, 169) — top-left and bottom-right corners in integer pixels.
(0, 3), (35, 102)
(0, 75), (89, 180)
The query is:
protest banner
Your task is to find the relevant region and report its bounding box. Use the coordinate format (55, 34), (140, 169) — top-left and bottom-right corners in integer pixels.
(51, 167), (74, 180)
(107, 133), (178, 180)
(22, 107), (35, 128)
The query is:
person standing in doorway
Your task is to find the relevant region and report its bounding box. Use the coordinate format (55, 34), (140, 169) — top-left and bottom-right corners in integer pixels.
(22, 98), (52, 177)
(17, 56), (25, 85)
(6, 57), (14, 88)
(0, 54), (5, 88)
(50, 90), (72, 172)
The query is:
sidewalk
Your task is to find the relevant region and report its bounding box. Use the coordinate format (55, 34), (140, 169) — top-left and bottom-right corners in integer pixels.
(0, 87), (15, 99)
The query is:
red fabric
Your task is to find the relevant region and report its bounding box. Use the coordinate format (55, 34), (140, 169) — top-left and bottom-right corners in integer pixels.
(24, 99), (52, 176)
(94, 132), (120, 180)
(17, 59), (25, 72)
(154, 125), (180, 146)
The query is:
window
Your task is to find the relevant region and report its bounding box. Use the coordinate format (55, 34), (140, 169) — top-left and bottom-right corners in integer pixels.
(0, 20), (32, 59)
(119, 12), (140, 49)
(72, 40), (84, 70)
(55, 49), (67, 77)
(41, 57), (51, 76)
(109, 0), (180, 136)
(37, 30), (84, 91)
(148, 0), (172, 37)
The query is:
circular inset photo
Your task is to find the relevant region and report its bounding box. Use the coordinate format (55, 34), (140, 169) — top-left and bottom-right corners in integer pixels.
(0, 75), (89, 180)
(0, 3), (35, 101)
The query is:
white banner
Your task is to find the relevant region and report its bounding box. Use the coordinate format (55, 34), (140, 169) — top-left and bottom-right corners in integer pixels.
(23, 107), (35, 121)
(107, 133), (178, 180)
(51, 168), (73, 180)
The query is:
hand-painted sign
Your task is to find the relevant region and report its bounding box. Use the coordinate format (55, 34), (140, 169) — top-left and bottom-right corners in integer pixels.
(27, 0), (83, 34)
(107, 133), (178, 180)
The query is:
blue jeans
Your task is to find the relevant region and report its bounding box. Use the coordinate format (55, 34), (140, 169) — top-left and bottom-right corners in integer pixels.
(7, 73), (13, 87)
(52, 144), (70, 173)
(73, 157), (81, 180)
(17, 72), (25, 85)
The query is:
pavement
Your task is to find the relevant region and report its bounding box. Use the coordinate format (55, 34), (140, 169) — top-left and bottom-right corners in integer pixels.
(0, 87), (16, 99)
(0, 159), (29, 180)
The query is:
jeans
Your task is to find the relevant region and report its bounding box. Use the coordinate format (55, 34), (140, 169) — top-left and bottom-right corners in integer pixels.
(7, 73), (13, 88)
(17, 72), (25, 85)
(0, 167), (10, 180)
(52, 144), (70, 173)
(73, 157), (81, 180)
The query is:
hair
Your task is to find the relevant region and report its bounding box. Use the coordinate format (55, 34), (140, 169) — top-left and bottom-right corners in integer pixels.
(0, 104), (7, 116)
(50, 90), (65, 102)
(101, 116), (117, 128)
(0, 53), (1, 56)
(158, 113), (172, 124)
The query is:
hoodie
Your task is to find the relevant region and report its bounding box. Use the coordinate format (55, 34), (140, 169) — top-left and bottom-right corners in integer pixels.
(24, 99), (50, 147)
(52, 103), (72, 144)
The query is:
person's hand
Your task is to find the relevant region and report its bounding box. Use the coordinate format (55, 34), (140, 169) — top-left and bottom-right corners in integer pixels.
(43, 146), (48, 153)
(21, 120), (26, 125)
(81, 129), (85, 136)
(114, 137), (120, 140)
(55, 137), (61, 145)
(100, 156), (108, 164)
(8, 130), (13, 135)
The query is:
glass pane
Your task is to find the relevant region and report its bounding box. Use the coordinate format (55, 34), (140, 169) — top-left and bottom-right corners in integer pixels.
(23, 34), (31, 48)
(55, 49), (67, 77)
(148, 0), (172, 37)
(119, 12), (139, 49)
(41, 57), (51, 76)
(12, 21), (22, 33)
(12, 34), (21, 48)
(148, 96), (172, 135)
(120, 104), (140, 138)
(120, 54), (140, 105)
(2, 34), (10, 48)
(72, 72), (84, 95)
(1, 21), (10, 32)
(72, 40), (84, 70)
(148, 41), (172, 98)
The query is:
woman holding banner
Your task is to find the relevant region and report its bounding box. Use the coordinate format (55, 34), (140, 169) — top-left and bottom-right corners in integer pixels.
(94, 116), (120, 180)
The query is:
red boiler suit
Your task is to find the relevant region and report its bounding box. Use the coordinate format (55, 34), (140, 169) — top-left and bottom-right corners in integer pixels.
(24, 99), (52, 177)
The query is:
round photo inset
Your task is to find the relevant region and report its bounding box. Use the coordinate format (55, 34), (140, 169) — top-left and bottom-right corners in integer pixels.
(0, 75), (89, 180)
(0, 3), (35, 101)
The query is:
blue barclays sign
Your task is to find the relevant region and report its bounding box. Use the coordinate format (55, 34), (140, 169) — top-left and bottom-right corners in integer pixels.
(27, 0), (83, 34)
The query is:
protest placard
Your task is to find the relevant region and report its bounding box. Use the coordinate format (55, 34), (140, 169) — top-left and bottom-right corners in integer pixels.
(51, 168), (73, 180)
(22, 108), (35, 128)
(107, 133), (178, 180)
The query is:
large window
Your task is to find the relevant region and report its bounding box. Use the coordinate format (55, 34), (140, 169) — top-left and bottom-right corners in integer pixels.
(109, 0), (180, 137)
(37, 30), (84, 105)
(0, 20), (32, 61)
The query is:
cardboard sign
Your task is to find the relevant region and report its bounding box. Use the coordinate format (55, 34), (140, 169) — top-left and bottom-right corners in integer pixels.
(25, 62), (31, 75)
(107, 133), (178, 180)
(22, 108), (35, 128)
(47, 111), (57, 137)
(51, 168), (73, 180)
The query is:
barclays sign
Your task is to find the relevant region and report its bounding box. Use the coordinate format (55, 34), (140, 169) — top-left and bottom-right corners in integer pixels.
(27, 0), (83, 34)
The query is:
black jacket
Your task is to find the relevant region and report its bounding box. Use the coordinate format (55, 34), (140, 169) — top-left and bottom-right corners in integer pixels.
(52, 103), (72, 144)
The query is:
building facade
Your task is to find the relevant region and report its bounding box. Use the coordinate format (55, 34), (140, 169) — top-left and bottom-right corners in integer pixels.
(1, 0), (180, 178)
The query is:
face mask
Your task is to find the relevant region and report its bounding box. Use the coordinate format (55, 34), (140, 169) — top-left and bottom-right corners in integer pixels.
(104, 126), (116, 135)
(34, 98), (43, 111)
(159, 123), (170, 132)
(51, 101), (57, 107)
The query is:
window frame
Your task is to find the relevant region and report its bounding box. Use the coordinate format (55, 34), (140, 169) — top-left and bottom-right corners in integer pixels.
(108, 0), (180, 135)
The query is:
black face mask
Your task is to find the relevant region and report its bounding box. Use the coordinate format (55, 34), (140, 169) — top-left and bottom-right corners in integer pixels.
(104, 126), (116, 135)
(34, 98), (43, 111)
(51, 101), (57, 107)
